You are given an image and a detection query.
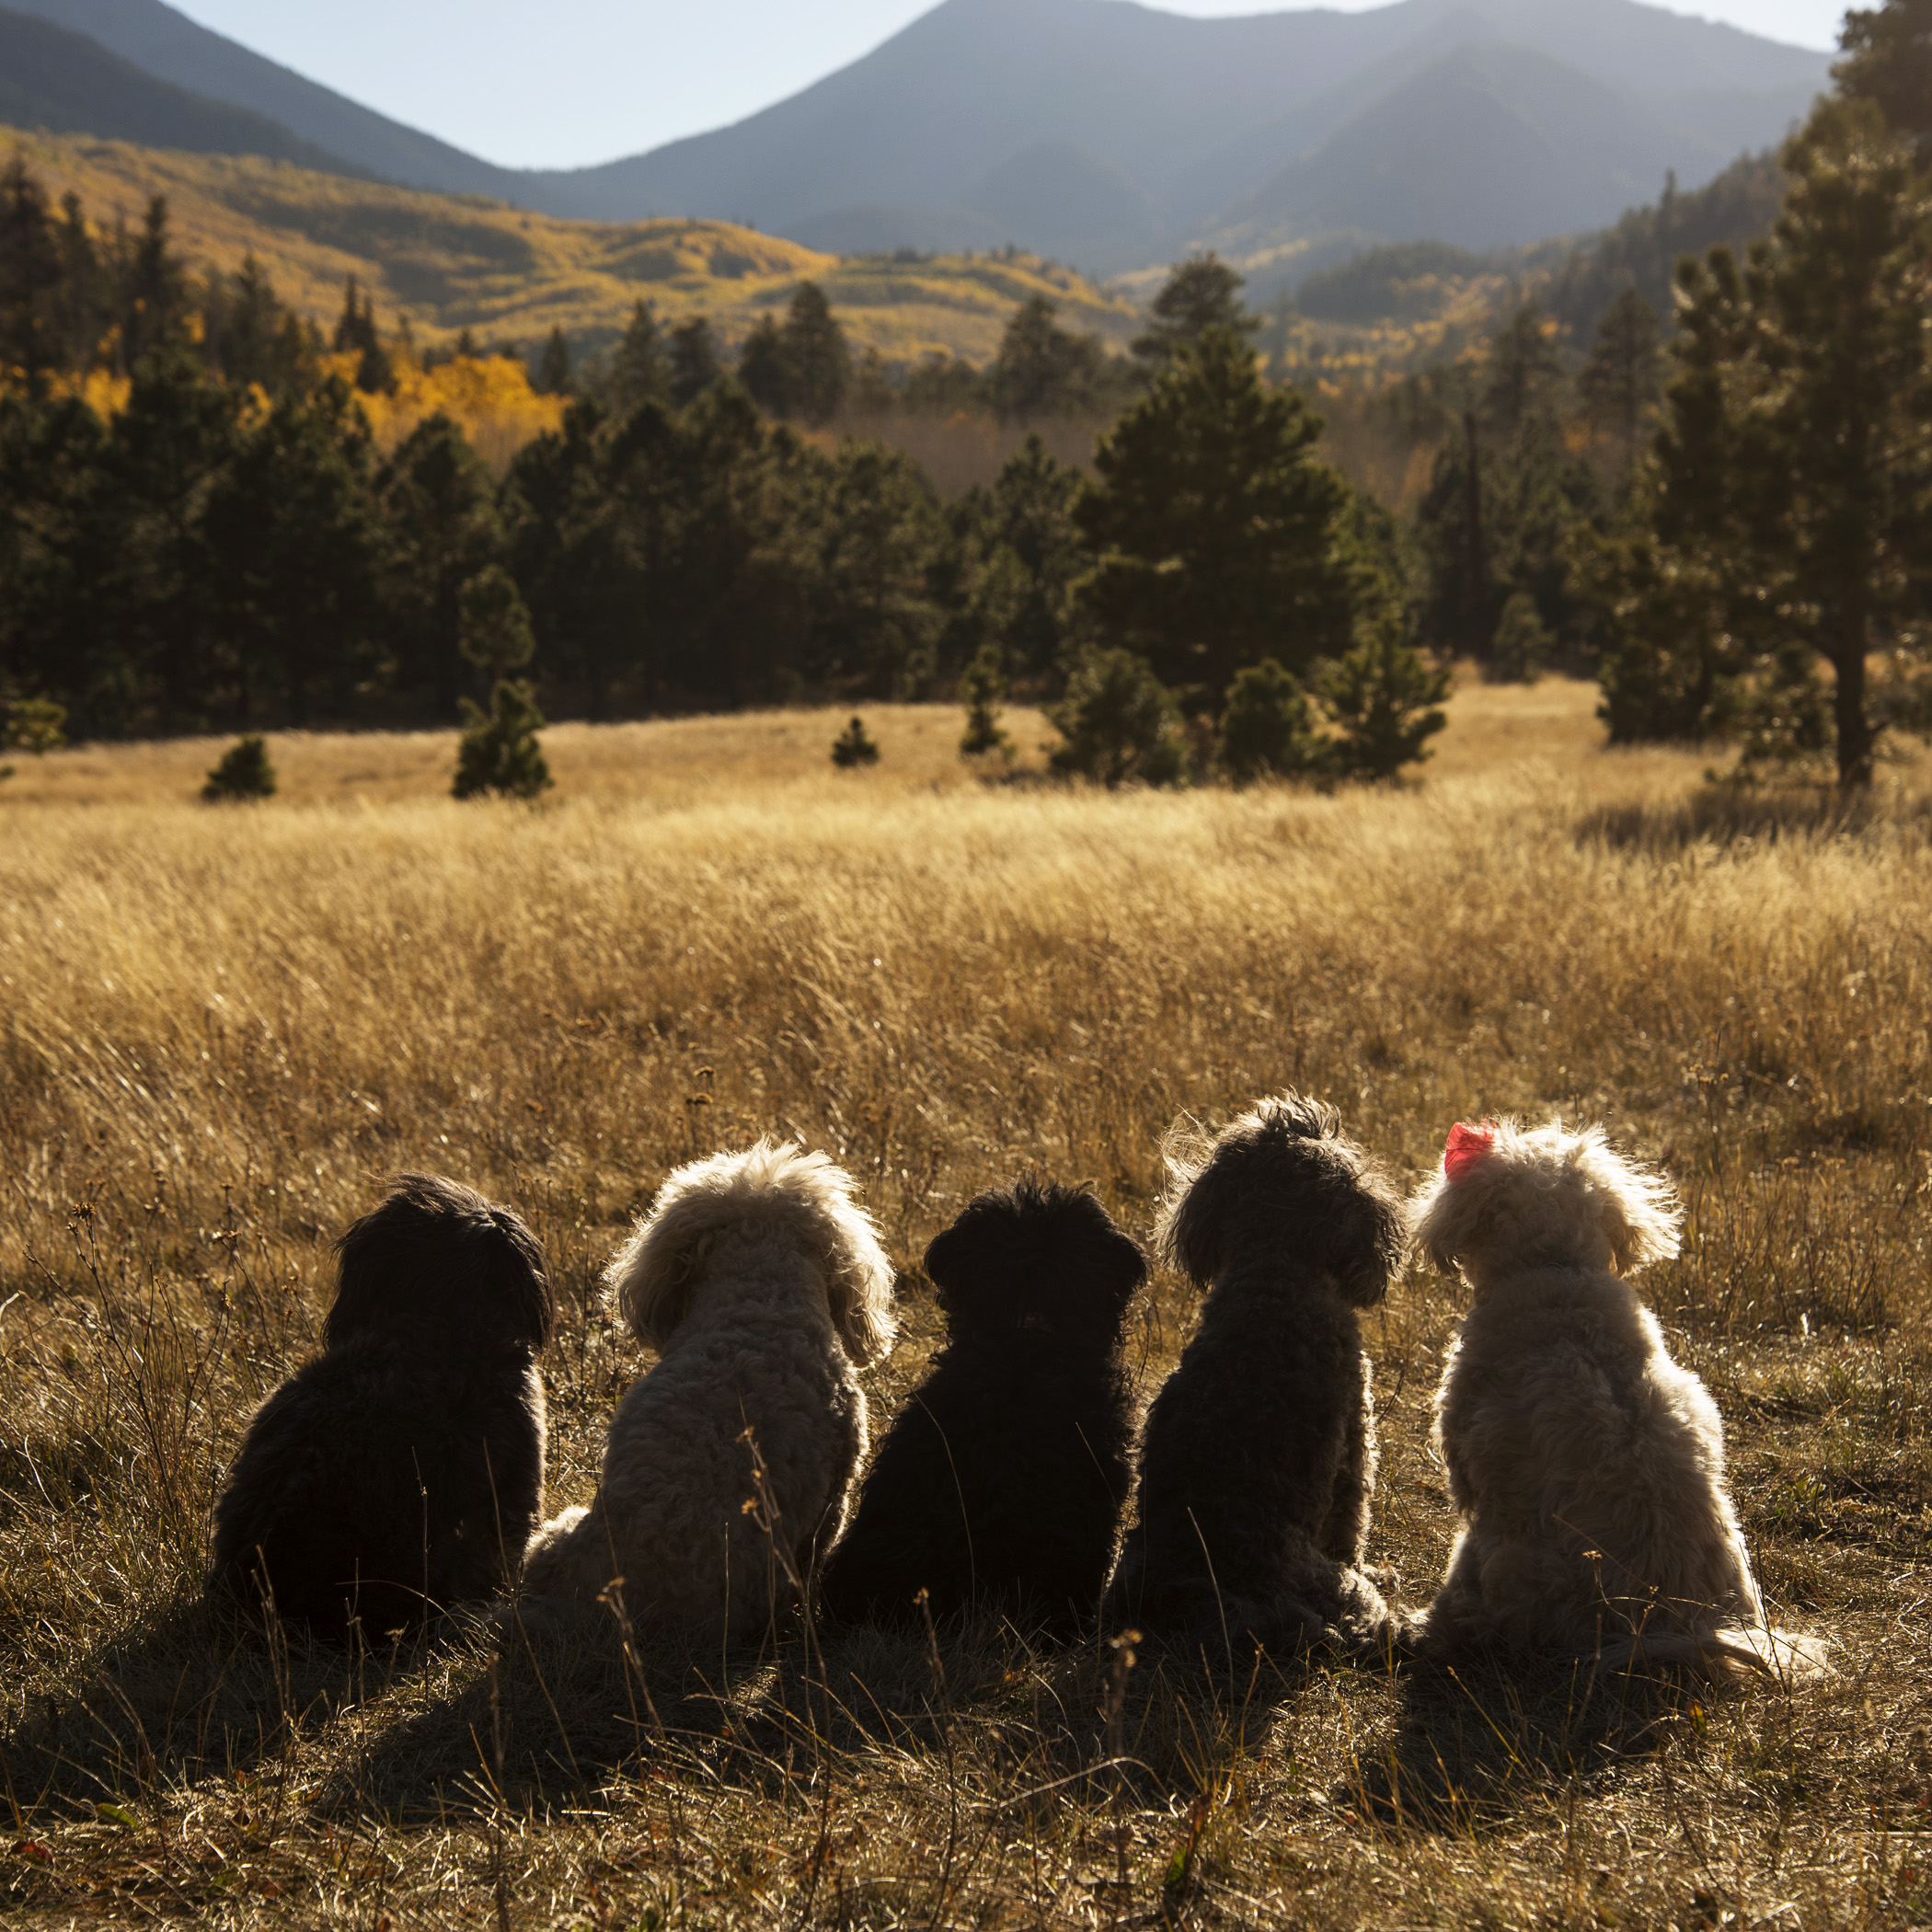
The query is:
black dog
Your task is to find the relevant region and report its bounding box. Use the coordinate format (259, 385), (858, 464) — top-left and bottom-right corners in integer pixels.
(210, 1174), (554, 1641)
(1103, 1094), (1406, 1663)
(819, 1180), (1144, 1637)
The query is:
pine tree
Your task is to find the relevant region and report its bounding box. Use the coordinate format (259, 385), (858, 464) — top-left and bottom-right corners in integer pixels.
(1047, 648), (1188, 788)
(738, 314), (794, 416)
(118, 196), (189, 370)
(1489, 590), (1549, 684)
(958, 643), (1013, 758)
(669, 316), (722, 407)
(1579, 288), (1662, 464)
(535, 326), (572, 397)
(201, 734), (276, 800)
(1132, 254), (1258, 367)
(782, 282), (849, 425)
(1216, 657), (1327, 785)
(0, 157), (65, 398)
(989, 297), (1109, 421)
(454, 680), (551, 799)
(1, 696), (65, 754)
(609, 300), (670, 413)
(1320, 616), (1451, 781)
(1836, 0), (1932, 150)
(1481, 304), (1564, 441)
(1078, 328), (1356, 698)
(831, 715), (880, 767)
(458, 563), (536, 685)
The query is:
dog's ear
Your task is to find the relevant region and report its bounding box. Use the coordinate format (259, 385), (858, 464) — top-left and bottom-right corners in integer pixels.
(1157, 1093), (1404, 1303)
(924, 1181), (1146, 1325)
(605, 1141), (898, 1363)
(327, 1174), (553, 1350)
(1411, 1119), (1682, 1279)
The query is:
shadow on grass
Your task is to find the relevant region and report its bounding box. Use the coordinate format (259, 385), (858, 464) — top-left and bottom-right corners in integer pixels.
(1344, 1649), (1688, 1834)
(1577, 781), (1932, 855)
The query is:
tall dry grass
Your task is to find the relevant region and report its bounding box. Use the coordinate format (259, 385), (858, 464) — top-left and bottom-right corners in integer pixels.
(1, 681), (1929, 1926)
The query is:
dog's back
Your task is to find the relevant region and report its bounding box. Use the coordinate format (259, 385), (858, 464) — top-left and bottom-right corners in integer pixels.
(1105, 1095), (1405, 1659)
(819, 1180), (1144, 1635)
(211, 1174), (553, 1641)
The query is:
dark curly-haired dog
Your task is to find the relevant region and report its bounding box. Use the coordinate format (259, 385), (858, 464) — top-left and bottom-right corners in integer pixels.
(1102, 1093), (1406, 1663)
(210, 1173), (554, 1642)
(819, 1180), (1145, 1637)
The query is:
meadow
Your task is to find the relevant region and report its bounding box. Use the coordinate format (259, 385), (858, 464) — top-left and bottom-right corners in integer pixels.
(1, 679), (1929, 1927)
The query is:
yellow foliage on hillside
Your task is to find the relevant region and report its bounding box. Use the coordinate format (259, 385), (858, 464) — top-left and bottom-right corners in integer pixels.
(317, 351), (566, 464)
(1, 125), (1137, 367)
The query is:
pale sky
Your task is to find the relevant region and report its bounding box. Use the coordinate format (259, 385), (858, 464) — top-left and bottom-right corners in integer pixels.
(168, 0), (1851, 170)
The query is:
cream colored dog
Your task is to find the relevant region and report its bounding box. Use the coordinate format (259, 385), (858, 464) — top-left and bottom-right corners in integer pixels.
(517, 1140), (896, 1648)
(1407, 1118), (1824, 1682)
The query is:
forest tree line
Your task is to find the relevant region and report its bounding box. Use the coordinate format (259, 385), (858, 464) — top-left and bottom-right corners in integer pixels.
(2, 0), (1930, 789)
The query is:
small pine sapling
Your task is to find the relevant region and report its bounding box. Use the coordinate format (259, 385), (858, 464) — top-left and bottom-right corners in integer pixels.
(832, 716), (880, 768)
(454, 681), (552, 800)
(201, 735), (278, 802)
(1216, 658), (1329, 786)
(458, 566), (536, 687)
(1, 696), (66, 781)
(1046, 647), (1188, 788)
(1321, 618), (1451, 782)
(959, 645), (1014, 760)
(1488, 591), (1550, 685)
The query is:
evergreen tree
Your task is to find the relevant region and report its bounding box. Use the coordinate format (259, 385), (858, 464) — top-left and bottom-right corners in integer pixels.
(52, 192), (104, 376)
(989, 297), (1110, 421)
(1133, 254), (1257, 367)
(958, 643), (1013, 758)
(116, 197), (190, 371)
(202, 377), (377, 724)
(1078, 328), (1356, 699)
(454, 679), (551, 799)
(987, 433), (1087, 680)
(1836, 0), (1932, 150)
(1414, 410), (1497, 661)
(0, 157), (65, 398)
(669, 316), (722, 407)
(458, 563), (537, 685)
(1578, 288), (1662, 465)
(201, 734), (276, 800)
(375, 413), (503, 713)
(1320, 616), (1451, 781)
(1481, 304), (1564, 441)
(609, 300), (670, 413)
(1489, 589), (1549, 684)
(737, 315), (794, 416)
(535, 326), (572, 397)
(1217, 657), (1328, 785)
(782, 282), (849, 425)
(831, 715), (880, 767)
(1047, 647), (1187, 788)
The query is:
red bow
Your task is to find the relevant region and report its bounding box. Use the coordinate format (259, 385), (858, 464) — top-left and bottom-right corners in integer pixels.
(1443, 1121), (1496, 1181)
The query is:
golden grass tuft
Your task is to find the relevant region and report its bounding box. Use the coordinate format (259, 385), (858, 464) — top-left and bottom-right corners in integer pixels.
(1, 677), (1929, 1925)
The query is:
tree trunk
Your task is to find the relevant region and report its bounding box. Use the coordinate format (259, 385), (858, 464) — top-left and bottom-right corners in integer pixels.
(1832, 593), (1874, 789)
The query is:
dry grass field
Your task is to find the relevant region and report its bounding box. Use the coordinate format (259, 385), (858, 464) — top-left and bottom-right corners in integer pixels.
(2, 678), (1930, 1928)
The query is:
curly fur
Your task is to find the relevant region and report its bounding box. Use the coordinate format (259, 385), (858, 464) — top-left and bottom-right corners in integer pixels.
(1103, 1094), (1407, 1663)
(517, 1141), (897, 1647)
(1406, 1118), (1828, 1683)
(210, 1173), (553, 1641)
(819, 1180), (1145, 1636)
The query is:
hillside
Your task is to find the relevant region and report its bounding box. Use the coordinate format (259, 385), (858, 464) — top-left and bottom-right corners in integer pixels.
(4, 0), (1830, 282)
(0, 124), (1138, 365)
(0, 4), (364, 176)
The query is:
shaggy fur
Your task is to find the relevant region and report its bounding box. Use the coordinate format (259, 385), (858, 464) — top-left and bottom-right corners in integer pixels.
(1103, 1094), (1407, 1662)
(517, 1141), (897, 1648)
(819, 1180), (1145, 1636)
(1407, 1118), (1826, 1681)
(210, 1174), (554, 1641)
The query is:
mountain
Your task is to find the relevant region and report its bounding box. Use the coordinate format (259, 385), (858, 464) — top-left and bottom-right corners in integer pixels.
(2, 0), (535, 202)
(0, 4), (368, 176)
(2, 124), (1136, 368)
(4, 0), (1832, 279)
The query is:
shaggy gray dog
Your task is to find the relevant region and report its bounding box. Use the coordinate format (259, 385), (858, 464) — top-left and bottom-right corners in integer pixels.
(818, 1180), (1145, 1637)
(517, 1140), (897, 1649)
(1407, 1118), (1828, 1682)
(1103, 1093), (1406, 1663)
(210, 1174), (554, 1642)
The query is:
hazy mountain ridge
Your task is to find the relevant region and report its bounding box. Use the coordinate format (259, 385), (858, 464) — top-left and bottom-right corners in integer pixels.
(0, 0), (1831, 287)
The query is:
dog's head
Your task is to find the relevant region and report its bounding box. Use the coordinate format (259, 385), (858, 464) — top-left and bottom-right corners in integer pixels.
(921, 1179), (1146, 1340)
(325, 1173), (554, 1351)
(605, 1139), (898, 1364)
(1410, 1117), (1682, 1286)
(1156, 1092), (1406, 1307)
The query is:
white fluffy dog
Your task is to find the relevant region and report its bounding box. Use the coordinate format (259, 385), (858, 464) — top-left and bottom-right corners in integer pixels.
(1406, 1118), (1824, 1682)
(517, 1140), (897, 1648)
